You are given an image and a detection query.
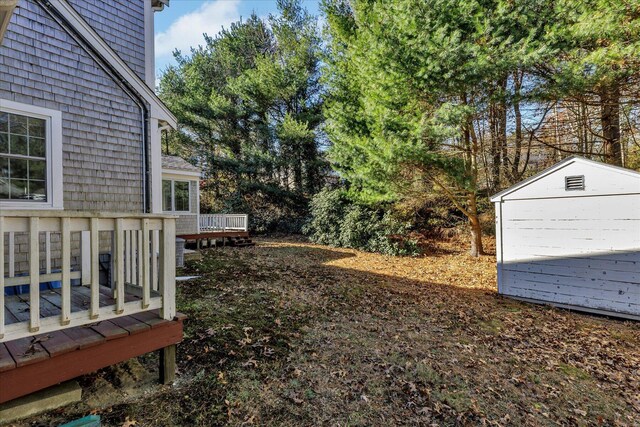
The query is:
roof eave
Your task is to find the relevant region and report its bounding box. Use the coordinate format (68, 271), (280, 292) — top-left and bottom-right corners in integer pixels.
(162, 168), (201, 178)
(489, 155), (640, 202)
(152, 0), (169, 12)
(490, 156), (580, 202)
(50, 0), (177, 129)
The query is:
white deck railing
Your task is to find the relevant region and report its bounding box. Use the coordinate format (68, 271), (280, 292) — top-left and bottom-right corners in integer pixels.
(200, 214), (248, 232)
(0, 211), (176, 343)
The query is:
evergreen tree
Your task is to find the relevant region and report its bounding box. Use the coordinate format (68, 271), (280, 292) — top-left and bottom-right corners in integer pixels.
(159, 1), (326, 231)
(322, 0), (552, 256)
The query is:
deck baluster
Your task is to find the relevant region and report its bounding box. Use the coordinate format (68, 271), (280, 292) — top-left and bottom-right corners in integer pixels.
(61, 217), (71, 325)
(8, 231), (14, 278)
(160, 218), (176, 320)
(90, 218), (100, 319)
(45, 232), (51, 275)
(142, 219), (150, 308)
(28, 218), (40, 332)
(151, 231), (159, 292)
(137, 229), (143, 291)
(0, 217), (5, 339)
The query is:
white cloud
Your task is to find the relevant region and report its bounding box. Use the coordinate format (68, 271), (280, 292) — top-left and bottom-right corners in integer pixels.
(155, 0), (242, 59)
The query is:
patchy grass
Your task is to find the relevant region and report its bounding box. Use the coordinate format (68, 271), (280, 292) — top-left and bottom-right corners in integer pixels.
(18, 236), (640, 426)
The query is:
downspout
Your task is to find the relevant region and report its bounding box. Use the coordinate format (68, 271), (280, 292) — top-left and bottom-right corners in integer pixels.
(36, 0), (152, 213)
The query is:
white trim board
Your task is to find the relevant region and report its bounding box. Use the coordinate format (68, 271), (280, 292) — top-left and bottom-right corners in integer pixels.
(162, 169), (201, 179)
(507, 295), (640, 322)
(48, 0), (177, 128)
(490, 156), (640, 202)
(144, 0), (156, 88)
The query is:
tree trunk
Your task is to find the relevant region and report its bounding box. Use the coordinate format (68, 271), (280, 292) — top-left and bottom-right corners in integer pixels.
(511, 71), (523, 182)
(498, 78), (508, 184)
(467, 192), (484, 257)
(600, 84), (622, 166)
(489, 103), (501, 191)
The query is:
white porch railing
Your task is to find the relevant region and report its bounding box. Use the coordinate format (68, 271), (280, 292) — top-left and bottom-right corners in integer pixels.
(199, 214), (248, 232)
(0, 211), (176, 343)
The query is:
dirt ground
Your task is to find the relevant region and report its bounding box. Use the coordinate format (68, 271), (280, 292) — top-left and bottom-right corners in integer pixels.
(15, 237), (640, 426)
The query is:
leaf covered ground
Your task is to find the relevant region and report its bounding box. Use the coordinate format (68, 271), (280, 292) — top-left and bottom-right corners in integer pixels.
(17, 237), (640, 426)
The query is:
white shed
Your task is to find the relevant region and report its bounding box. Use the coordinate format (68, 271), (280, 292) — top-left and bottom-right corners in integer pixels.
(491, 156), (640, 320)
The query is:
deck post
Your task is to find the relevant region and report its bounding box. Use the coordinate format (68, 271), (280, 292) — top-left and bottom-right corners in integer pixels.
(61, 217), (71, 325)
(28, 217), (40, 332)
(90, 218), (100, 319)
(160, 218), (176, 320)
(142, 219), (150, 309)
(159, 344), (176, 384)
(0, 217), (4, 339)
(115, 218), (125, 314)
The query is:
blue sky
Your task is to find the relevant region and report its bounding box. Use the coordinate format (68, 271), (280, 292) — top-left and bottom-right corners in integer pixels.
(154, 0), (321, 77)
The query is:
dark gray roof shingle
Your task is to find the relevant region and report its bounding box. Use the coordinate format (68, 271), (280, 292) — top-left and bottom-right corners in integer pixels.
(162, 155), (201, 173)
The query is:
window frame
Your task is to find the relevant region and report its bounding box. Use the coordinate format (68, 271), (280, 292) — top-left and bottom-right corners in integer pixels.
(0, 99), (63, 210)
(162, 179), (191, 213)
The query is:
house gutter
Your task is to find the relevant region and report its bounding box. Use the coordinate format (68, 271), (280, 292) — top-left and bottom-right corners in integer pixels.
(35, 0), (152, 213)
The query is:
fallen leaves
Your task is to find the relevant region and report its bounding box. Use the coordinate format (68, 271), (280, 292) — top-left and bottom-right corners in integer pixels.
(121, 417), (137, 427)
(25, 236), (638, 427)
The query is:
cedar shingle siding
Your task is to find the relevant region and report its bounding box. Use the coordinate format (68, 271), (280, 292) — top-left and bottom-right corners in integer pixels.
(0, 0), (145, 213)
(66, 0), (147, 81)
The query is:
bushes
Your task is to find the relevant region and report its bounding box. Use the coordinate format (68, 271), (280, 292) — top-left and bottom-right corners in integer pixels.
(303, 188), (419, 256)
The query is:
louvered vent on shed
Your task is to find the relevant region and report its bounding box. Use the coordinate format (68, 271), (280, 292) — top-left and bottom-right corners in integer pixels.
(565, 175), (585, 191)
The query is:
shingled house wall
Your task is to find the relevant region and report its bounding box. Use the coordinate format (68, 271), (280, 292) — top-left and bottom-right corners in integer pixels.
(65, 0), (147, 81)
(0, 0), (149, 274)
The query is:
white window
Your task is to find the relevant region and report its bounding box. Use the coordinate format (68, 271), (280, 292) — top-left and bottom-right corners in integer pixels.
(162, 179), (190, 212)
(0, 100), (63, 210)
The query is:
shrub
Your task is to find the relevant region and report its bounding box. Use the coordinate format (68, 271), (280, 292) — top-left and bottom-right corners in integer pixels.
(303, 188), (419, 256)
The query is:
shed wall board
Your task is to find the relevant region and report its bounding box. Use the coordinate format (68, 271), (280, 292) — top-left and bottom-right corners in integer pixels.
(500, 196), (640, 260)
(497, 194), (640, 317)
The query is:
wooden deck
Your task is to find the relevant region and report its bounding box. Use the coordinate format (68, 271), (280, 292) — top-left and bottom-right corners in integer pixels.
(4, 285), (154, 327)
(0, 286), (184, 404)
(177, 231), (255, 248)
(178, 230), (250, 240)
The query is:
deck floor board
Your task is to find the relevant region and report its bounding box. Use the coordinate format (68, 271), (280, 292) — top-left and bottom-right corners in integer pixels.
(4, 307), (19, 324)
(4, 285), (143, 326)
(60, 326), (105, 350)
(0, 343), (16, 372)
(5, 337), (48, 367)
(90, 321), (129, 340)
(110, 316), (151, 335)
(37, 330), (79, 357)
(130, 310), (167, 329)
(5, 297), (30, 323)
